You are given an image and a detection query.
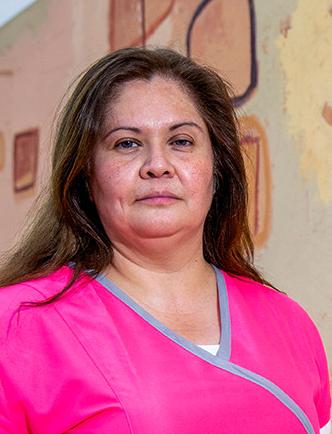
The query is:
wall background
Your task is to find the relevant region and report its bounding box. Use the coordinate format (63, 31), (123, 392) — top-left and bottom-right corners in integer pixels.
(0, 0), (331, 366)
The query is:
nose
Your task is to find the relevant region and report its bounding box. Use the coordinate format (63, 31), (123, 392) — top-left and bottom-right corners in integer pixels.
(139, 145), (175, 179)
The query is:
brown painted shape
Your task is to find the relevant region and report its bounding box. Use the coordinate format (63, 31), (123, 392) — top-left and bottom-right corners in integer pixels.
(239, 115), (271, 248)
(109, 0), (175, 49)
(0, 132), (4, 170)
(13, 129), (38, 192)
(190, 0), (252, 97)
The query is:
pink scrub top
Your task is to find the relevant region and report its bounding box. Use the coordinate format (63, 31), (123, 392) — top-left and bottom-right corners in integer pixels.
(0, 265), (330, 433)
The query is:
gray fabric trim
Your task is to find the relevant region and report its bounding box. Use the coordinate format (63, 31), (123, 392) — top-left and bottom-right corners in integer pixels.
(95, 267), (314, 434)
(95, 265), (230, 364)
(213, 266), (231, 360)
(219, 361), (314, 434)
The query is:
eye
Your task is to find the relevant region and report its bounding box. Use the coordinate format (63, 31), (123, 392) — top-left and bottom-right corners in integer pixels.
(171, 138), (193, 148)
(114, 139), (140, 150)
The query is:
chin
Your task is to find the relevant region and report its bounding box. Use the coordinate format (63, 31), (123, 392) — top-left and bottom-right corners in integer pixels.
(131, 219), (189, 239)
(134, 227), (181, 239)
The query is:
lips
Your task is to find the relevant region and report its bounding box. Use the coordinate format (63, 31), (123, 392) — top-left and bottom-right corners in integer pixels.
(137, 191), (180, 201)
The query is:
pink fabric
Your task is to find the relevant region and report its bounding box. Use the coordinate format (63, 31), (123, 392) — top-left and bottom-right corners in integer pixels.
(0, 266), (330, 433)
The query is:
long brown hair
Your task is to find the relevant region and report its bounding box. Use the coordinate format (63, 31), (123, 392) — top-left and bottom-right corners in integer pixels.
(0, 47), (277, 306)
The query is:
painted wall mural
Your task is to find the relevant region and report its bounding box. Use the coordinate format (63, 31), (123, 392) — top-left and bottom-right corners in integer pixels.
(277, 0), (332, 203)
(109, 0), (271, 247)
(109, 0), (257, 104)
(13, 129), (38, 192)
(187, 0), (257, 107)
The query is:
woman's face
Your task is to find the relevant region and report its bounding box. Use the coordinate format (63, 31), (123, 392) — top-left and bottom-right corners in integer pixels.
(91, 76), (214, 245)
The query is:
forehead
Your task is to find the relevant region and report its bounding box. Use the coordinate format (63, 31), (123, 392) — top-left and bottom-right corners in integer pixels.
(105, 76), (205, 128)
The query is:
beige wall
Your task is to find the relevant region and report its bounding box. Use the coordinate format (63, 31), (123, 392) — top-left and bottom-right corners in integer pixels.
(0, 0), (110, 248)
(0, 0), (331, 364)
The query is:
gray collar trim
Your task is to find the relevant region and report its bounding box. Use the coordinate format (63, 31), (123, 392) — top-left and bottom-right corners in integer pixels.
(95, 266), (314, 434)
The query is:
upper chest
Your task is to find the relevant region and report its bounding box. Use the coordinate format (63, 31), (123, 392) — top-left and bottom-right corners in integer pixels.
(45, 282), (320, 434)
(135, 299), (221, 344)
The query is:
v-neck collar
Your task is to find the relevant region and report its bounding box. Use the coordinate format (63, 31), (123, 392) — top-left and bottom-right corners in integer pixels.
(95, 265), (231, 364)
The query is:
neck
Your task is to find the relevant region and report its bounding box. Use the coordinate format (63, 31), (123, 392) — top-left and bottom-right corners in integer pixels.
(104, 231), (216, 309)
(108, 224), (208, 271)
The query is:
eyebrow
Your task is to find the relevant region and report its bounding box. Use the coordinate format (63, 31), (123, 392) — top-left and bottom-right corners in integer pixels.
(103, 121), (204, 139)
(169, 121), (204, 132)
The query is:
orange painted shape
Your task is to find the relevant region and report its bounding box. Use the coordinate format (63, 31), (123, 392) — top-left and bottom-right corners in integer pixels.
(109, 0), (144, 50)
(144, 0), (175, 42)
(109, 0), (175, 50)
(239, 115), (271, 248)
(144, 0), (198, 53)
(322, 102), (332, 126)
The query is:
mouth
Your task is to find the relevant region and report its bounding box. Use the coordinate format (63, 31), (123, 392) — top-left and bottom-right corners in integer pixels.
(136, 192), (180, 204)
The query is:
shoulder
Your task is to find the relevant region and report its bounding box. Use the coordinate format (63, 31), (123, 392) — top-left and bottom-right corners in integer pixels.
(222, 270), (324, 346)
(0, 266), (91, 321)
(223, 270), (308, 316)
(0, 265), (96, 364)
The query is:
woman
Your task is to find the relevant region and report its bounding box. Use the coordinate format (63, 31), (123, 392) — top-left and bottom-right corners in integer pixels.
(0, 47), (330, 433)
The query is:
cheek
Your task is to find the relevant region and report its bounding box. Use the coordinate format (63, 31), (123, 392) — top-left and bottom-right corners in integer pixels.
(91, 159), (131, 202)
(185, 160), (214, 197)
(90, 160), (132, 229)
